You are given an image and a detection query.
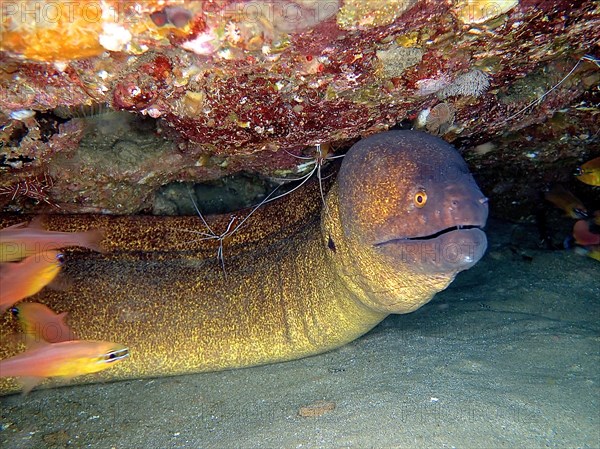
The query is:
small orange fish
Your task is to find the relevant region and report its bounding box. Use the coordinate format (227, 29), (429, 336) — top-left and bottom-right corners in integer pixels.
(573, 219), (600, 246)
(0, 251), (64, 314)
(575, 157), (600, 186)
(0, 218), (104, 262)
(0, 340), (129, 393)
(544, 185), (588, 219)
(11, 302), (77, 343)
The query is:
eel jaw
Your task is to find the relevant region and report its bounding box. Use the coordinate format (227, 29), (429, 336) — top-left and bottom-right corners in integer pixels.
(373, 225), (488, 274)
(374, 224), (484, 243)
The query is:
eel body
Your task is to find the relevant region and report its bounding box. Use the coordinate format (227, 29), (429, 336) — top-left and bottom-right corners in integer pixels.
(0, 131), (488, 394)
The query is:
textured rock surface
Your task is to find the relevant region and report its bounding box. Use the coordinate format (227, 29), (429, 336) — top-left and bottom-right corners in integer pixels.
(0, 0), (598, 217)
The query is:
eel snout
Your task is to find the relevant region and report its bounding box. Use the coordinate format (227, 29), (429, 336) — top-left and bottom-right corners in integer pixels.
(374, 226), (488, 274)
(371, 163), (489, 275)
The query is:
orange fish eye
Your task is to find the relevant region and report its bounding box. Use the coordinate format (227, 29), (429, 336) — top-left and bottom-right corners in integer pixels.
(414, 190), (428, 208)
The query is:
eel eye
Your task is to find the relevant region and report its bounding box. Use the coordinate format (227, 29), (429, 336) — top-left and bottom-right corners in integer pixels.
(414, 190), (427, 208)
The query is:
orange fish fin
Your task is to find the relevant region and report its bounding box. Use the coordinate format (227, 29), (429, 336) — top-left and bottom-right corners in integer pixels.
(57, 312), (78, 342)
(19, 376), (44, 395)
(1, 221), (29, 230)
(21, 332), (51, 350)
(28, 215), (46, 229)
(81, 228), (106, 253)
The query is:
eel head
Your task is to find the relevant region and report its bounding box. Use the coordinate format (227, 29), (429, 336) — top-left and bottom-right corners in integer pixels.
(333, 131), (488, 313)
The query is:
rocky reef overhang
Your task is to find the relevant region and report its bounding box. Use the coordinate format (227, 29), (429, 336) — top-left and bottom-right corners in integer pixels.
(0, 0), (598, 219)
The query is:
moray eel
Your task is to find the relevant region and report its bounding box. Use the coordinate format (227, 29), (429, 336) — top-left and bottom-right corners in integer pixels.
(0, 131), (488, 394)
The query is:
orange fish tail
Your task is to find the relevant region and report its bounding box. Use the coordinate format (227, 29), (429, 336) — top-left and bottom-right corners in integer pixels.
(80, 229), (105, 253)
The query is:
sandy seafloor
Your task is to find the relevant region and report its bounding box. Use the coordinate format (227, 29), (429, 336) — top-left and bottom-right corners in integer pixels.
(0, 217), (598, 449)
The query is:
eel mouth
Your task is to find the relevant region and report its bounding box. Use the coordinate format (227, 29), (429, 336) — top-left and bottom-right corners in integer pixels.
(373, 225), (488, 273)
(373, 224), (484, 246)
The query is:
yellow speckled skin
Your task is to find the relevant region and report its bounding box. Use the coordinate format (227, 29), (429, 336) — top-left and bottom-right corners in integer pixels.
(0, 131), (488, 395)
